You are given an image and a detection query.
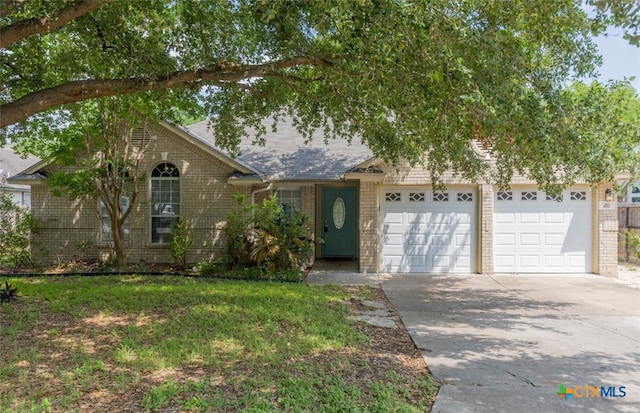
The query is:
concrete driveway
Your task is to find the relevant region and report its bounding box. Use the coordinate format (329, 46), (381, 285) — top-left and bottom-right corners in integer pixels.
(381, 274), (640, 413)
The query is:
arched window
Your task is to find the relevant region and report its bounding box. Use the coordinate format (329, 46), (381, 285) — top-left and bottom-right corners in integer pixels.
(150, 162), (179, 244)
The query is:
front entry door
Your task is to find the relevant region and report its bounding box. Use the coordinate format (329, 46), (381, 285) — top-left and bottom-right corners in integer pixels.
(322, 187), (357, 258)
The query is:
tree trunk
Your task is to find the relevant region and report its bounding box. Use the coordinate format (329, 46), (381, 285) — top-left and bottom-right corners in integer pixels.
(110, 214), (127, 267)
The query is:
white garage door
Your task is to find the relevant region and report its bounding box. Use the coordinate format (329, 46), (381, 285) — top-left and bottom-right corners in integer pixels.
(494, 188), (592, 273)
(380, 188), (475, 273)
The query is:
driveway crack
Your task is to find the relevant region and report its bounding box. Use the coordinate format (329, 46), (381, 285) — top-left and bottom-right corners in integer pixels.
(480, 362), (537, 387)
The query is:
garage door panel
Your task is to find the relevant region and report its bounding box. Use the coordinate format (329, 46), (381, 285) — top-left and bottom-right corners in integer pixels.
(428, 214), (453, 226)
(406, 255), (427, 267)
(455, 256), (471, 268)
(406, 234), (428, 245)
(520, 255), (541, 268)
(495, 233), (516, 245)
(519, 213), (541, 224)
(384, 212), (404, 224)
(384, 234), (404, 247)
(495, 255), (516, 267)
(455, 233), (471, 246)
(544, 255), (564, 268)
(406, 223), (430, 233)
(432, 234), (452, 246)
(431, 255), (451, 269)
(407, 212), (428, 224)
(520, 233), (540, 245)
(494, 188), (591, 273)
(383, 256), (403, 269)
(404, 245), (431, 256)
(381, 224), (402, 234)
(456, 213), (472, 224)
(544, 212), (565, 224)
(569, 255), (587, 267)
(496, 213), (516, 224)
(544, 233), (565, 246)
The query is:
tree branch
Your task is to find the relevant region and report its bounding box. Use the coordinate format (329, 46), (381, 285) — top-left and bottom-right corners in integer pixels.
(0, 56), (336, 128)
(0, 0), (114, 48)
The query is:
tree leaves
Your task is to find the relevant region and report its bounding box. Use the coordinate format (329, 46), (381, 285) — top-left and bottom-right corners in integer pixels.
(1, 0), (638, 188)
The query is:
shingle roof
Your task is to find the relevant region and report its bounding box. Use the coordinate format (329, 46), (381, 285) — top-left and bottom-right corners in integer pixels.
(0, 147), (40, 187)
(185, 118), (374, 181)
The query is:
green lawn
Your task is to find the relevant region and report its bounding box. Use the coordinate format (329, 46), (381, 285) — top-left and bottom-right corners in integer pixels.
(0, 276), (437, 412)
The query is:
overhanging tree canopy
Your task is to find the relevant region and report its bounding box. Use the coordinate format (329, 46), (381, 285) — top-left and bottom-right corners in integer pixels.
(1, 0), (639, 188)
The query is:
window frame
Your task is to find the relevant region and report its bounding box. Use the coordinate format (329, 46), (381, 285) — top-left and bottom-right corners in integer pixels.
(274, 186), (302, 219)
(150, 162), (180, 245)
(630, 184), (640, 203)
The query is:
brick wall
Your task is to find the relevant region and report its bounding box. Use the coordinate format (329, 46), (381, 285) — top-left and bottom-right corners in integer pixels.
(479, 184), (494, 274)
(359, 181), (378, 273)
(300, 185), (316, 260)
(597, 183), (619, 277)
(29, 124), (248, 266)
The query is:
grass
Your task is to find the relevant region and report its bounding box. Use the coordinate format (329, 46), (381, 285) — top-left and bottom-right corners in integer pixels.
(0, 275), (438, 412)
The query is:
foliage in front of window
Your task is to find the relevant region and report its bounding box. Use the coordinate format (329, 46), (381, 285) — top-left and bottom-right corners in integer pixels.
(169, 218), (193, 269)
(0, 192), (34, 270)
(225, 194), (251, 267)
(224, 194), (313, 272)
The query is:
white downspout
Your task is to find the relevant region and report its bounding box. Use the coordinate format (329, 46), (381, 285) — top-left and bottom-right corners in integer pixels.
(251, 182), (273, 206)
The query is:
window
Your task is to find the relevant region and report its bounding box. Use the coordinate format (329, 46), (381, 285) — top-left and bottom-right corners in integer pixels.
(409, 192), (425, 202)
(100, 197), (130, 244)
(521, 191), (537, 201)
(457, 192), (473, 202)
(631, 185), (640, 203)
(497, 191), (512, 201)
(433, 192), (449, 202)
(570, 191), (586, 201)
(151, 162), (179, 244)
(385, 192), (401, 202)
(275, 187), (301, 218)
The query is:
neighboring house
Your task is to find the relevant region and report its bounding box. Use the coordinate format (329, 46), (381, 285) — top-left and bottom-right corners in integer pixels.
(8, 119), (619, 276)
(0, 147), (40, 207)
(619, 181), (640, 204)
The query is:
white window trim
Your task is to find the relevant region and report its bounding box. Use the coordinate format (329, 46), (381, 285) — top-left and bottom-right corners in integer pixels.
(150, 163), (180, 245)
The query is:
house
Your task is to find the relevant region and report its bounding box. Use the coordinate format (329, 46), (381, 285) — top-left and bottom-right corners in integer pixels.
(8, 118), (619, 276)
(618, 180), (640, 204)
(0, 147), (39, 207)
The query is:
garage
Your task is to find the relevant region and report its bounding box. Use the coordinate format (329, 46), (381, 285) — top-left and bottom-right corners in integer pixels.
(380, 187), (476, 273)
(494, 188), (592, 273)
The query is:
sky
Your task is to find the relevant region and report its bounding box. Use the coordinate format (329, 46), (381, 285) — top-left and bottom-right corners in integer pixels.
(590, 29), (640, 92)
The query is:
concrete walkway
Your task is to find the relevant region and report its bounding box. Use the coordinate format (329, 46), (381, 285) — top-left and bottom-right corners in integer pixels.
(305, 259), (381, 287)
(382, 273), (640, 413)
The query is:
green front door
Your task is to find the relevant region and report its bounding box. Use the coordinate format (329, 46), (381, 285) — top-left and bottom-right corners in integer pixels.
(322, 187), (357, 258)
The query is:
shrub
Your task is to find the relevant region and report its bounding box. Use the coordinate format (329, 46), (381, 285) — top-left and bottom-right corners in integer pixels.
(625, 229), (640, 261)
(169, 218), (193, 269)
(224, 194), (313, 272)
(196, 257), (227, 276)
(225, 194), (251, 267)
(0, 281), (18, 302)
(0, 192), (34, 270)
